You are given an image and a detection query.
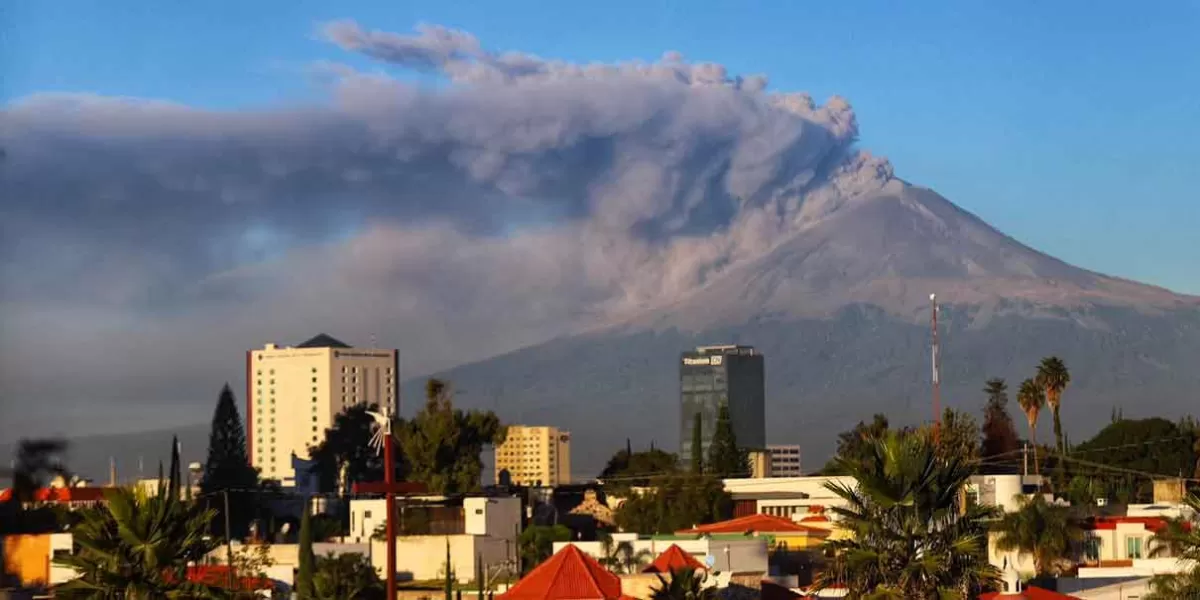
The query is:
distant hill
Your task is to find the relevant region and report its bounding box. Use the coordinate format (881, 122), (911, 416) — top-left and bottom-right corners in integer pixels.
(411, 181), (1200, 478)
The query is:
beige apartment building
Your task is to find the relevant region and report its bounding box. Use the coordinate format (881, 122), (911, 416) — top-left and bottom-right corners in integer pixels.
(494, 426), (571, 487)
(246, 334), (398, 486)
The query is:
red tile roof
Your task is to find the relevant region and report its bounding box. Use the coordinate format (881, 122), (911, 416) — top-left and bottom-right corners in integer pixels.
(0, 487), (109, 504)
(641, 544), (708, 574)
(500, 544), (624, 600)
(678, 513), (825, 535)
(980, 586), (1082, 600)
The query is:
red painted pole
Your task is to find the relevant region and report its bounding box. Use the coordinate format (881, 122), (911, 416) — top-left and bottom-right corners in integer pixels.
(385, 431), (397, 600)
(931, 293), (941, 444)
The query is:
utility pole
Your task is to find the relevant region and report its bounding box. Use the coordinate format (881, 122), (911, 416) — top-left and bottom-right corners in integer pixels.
(385, 415), (397, 600)
(930, 293), (941, 443)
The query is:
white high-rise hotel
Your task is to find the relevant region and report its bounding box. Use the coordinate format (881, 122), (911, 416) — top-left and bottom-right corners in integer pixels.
(246, 334), (398, 486)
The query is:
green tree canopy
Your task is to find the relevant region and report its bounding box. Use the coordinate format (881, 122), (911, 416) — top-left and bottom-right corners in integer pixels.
(308, 403), (406, 493)
(613, 474), (731, 534)
(706, 405), (747, 477)
(1072, 417), (1197, 503)
(400, 379), (506, 495)
(598, 447), (679, 492)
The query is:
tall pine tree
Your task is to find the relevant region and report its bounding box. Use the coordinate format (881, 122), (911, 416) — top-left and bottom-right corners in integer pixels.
(981, 378), (1021, 473)
(706, 405), (747, 477)
(201, 384), (259, 538)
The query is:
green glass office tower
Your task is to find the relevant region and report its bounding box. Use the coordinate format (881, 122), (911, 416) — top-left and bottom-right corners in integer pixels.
(679, 345), (765, 468)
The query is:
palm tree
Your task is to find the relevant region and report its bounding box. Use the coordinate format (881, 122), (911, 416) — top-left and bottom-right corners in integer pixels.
(1036, 357), (1071, 451)
(992, 494), (1084, 578)
(54, 486), (223, 599)
(601, 539), (653, 574)
(649, 567), (714, 600)
(1143, 494), (1200, 599)
(1017, 378), (1045, 475)
(813, 430), (1000, 598)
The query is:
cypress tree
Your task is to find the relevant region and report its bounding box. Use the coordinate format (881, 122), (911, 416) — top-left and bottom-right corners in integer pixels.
(477, 553), (484, 600)
(296, 499), (314, 599)
(168, 436), (181, 501)
(707, 405), (746, 477)
(201, 384), (259, 537)
(444, 538), (453, 600)
(690, 413), (703, 474)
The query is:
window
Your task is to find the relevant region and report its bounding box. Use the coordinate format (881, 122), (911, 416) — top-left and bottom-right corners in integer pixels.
(1126, 536), (1144, 559)
(364, 510), (372, 518)
(1084, 537), (1101, 562)
(312, 377), (317, 383)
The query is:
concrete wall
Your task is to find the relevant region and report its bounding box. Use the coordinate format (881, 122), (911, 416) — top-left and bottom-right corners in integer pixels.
(1, 533), (74, 588)
(464, 497), (521, 540)
(371, 535), (512, 583)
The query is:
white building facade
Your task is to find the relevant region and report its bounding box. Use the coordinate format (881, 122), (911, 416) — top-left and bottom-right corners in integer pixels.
(246, 334), (398, 486)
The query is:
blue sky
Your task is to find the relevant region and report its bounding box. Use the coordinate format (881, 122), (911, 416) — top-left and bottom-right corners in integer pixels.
(4, 0), (1199, 293)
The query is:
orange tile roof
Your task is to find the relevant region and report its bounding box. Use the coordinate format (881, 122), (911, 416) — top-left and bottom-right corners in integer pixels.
(980, 586), (1082, 600)
(678, 513), (825, 534)
(641, 544), (708, 574)
(500, 544), (624, 600)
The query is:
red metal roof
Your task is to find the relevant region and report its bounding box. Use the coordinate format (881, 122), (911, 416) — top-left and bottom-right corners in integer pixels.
(500, 545), (624, 600)
(641, 544), (708, 574)
(678, 513), (825, 534)
(980, 586), (1082, 600)
(1085, 516), (1176, 533)
(0, 487), (109, 503)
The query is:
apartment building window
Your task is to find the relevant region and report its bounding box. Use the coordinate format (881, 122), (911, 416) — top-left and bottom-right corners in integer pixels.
(1127, 537), (1143, 559)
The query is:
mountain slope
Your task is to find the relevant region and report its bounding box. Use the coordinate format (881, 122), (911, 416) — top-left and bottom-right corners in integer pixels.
(416, 182), (1200, 478)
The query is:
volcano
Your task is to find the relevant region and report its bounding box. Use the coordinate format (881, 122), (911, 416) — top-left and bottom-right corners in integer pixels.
(414, 178), (1200, 477)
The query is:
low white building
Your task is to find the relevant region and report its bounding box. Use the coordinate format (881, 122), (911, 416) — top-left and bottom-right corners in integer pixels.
(350, 495), (523, 583)
(722, 475), (856, 520)
(348, 495), (522, 544)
